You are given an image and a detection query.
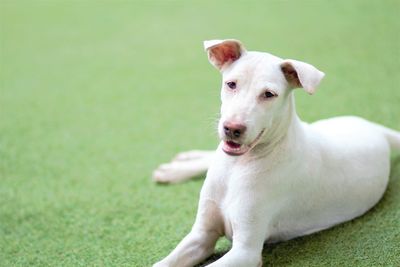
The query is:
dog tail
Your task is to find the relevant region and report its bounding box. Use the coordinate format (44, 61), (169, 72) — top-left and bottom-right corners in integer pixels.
(373, 123), (400, 151)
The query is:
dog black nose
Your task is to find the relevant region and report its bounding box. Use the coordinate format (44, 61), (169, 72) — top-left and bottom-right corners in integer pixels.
(223, 122), (247, 139)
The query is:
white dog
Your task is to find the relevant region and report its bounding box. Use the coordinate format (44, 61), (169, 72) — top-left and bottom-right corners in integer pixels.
(152, 39), (400, 267)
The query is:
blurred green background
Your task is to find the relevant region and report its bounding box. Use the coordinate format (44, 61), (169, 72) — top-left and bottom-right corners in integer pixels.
(1, 0), (399, 266)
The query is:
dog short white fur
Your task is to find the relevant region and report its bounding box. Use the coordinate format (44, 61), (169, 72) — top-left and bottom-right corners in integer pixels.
(152, 39), (400, 267)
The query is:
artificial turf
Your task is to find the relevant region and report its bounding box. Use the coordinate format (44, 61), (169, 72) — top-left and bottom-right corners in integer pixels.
(1, 1), (399, 266)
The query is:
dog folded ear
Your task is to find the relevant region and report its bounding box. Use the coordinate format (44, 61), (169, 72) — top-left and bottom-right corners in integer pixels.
(204, 39), (246, 71)
(280, 59), (325, 95)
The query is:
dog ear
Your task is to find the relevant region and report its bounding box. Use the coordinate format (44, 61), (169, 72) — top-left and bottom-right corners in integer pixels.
(280, 59), (325, 94)
(204, 39), (246, 71)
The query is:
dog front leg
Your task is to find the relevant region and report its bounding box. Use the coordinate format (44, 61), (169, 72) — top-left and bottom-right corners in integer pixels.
(153, 200), (223, 267)
(206, 224), (265, 267)
(153, 228), (219, 267)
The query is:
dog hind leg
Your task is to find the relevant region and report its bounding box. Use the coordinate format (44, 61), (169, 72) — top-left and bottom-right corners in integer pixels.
(152, 150), (214, 183)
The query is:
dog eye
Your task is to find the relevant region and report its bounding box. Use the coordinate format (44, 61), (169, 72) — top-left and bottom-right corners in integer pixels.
(262, 90), (277, 99)
(226, 81), (236, 90)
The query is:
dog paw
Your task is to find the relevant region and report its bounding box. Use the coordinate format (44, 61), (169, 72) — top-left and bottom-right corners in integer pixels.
(152, 262), (168, 267)
(152, 262), (169, 267)
(152, 150), (212, 183)
(152, 162), (193, 183)
(173, 150), (211, 162)
(152, 163), (176, 183)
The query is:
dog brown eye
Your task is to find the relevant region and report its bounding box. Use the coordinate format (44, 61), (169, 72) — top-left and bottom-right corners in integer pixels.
(263, 91), (277, 99)
(226, 81), (236, 89)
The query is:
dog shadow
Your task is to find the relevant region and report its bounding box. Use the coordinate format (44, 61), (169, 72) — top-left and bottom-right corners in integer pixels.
(195, 154), (400, 266)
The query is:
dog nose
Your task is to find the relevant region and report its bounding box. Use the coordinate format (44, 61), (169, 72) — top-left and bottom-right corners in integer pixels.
(223, 122), (247, 138)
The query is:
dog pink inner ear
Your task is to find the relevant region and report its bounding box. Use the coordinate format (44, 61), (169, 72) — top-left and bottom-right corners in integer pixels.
(208, 41), (243, 70)
(281, 62), (302, 88)
(280, 60), (325, 95)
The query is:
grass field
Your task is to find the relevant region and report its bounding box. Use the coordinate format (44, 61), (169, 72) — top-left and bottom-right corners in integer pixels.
(1, 1), (399, 266)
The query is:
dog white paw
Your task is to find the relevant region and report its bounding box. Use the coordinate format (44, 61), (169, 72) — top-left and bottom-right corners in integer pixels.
(152, 151), (212, 183)
(152, 162), (192, 183)
(173, 150), (211, 162)
(152, 163), (176, 183)
(152, 262), (169, 267)
(152, 262), (168, 267)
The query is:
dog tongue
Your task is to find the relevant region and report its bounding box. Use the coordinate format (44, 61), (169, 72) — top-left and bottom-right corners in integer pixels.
(226, 141), (241, 148)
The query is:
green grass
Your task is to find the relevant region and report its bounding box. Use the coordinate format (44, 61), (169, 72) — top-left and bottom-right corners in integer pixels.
(1, 0), (399, 266)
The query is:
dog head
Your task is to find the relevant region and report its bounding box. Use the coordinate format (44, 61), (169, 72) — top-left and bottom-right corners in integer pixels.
(204, 39), (325, 156)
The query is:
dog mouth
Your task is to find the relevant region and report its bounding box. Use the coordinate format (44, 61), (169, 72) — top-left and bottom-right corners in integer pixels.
(222, 129), (265, 156)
